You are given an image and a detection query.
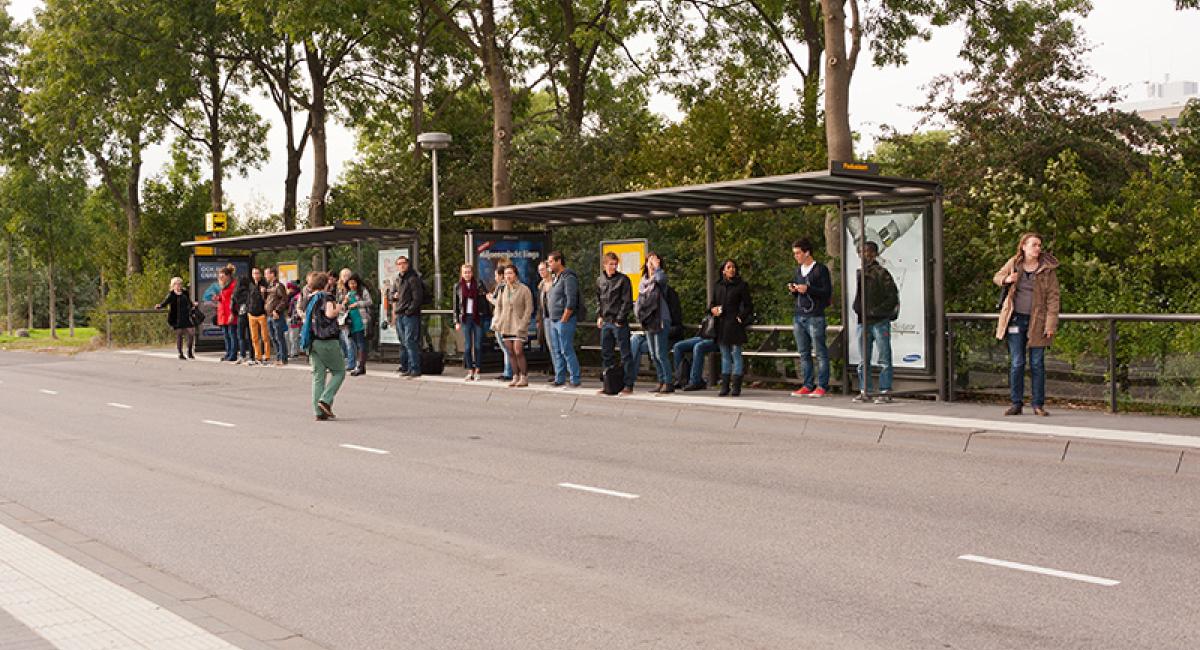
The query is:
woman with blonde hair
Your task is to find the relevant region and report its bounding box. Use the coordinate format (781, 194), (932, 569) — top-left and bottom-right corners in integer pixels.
(994, 232), (1061, 416)
(156, 277), (196, 360)
(491, 264), (534, 387)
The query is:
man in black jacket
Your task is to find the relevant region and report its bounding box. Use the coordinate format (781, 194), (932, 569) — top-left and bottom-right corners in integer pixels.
(789, 238), (833, 398)
(388, 256), (425, 377)
(595, 252), (632, 393)
(851, 242), (900, 403)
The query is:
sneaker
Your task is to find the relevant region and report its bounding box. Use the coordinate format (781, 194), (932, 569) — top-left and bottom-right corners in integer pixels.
(178, 354), (187, 360)
(791, 387), (813, 397)
(234, 359), (244, 365)
(315, 413), (330, 421)
(809, 387), (827, 398)
(1004, 404), (1023, 416)
(874, 391), (893, 404)
(465, 372), (474, 382)
(1032, 406), (1049, 417)
(316, 401), (335, 419)
(852, 393), (869, 403)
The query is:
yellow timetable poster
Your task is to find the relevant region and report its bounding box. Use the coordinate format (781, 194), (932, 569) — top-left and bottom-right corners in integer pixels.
(600, 239), (648, 302)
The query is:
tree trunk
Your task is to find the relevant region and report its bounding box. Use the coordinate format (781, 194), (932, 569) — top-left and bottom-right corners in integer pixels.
(47, 254), (56, 340)
(5, 232), (12, 335)
(284, 146), (302, 230)
(481, 1), (514, 230)
(411, 8), (427, 163)
(208, 48), (225, 212)
(820, 0), (858, 258)
(305, 43), (329, 228)
(68, 289), (75, 338)
(27, 250), (33, 330)
(799, 1), (823, 136)
(560, 0), (585, 134)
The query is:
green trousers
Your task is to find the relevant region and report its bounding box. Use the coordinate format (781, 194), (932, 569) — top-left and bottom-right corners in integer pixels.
(310, 338), (346, 415)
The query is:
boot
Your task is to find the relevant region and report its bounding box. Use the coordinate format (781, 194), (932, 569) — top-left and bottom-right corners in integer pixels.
(731, 374), (743, 397)
(718, 374), (731, 396)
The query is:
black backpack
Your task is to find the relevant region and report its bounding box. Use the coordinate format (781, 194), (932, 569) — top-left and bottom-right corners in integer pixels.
(311, 295), (341, 340)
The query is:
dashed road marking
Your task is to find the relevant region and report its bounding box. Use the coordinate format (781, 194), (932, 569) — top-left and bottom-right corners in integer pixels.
(557, 482), (640, 500)
(201, 420), (236, 428)
(340, 444), (391, 455)
(106, 402), (133, 409)
(38, 389), (58, 395)
(958, 554), (1120, 587)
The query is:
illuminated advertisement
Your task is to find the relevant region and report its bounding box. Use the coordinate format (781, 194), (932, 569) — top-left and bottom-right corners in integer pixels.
(599, 239), (648, 302)
(466, 231), (550, 355)
(377, 247), (413, 346)
(190, 255), (252, 342)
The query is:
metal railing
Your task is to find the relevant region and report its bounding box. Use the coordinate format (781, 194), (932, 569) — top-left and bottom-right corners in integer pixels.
(104, 309), (163, 348)
(947, 313), (1200, 413)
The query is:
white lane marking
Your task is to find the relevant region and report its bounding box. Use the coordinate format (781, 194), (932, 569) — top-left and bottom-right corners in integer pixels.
(340, 443), (391, 455)
(958, 554), (1120, 587)
(106, 402), (133, 409)
(0, 521), (240, 649)
(201, 419), (236, 428)
(557, 482), (640, 500)
(38, 389), (58, 395)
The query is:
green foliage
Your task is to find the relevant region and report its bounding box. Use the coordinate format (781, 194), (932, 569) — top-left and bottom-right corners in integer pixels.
(93, 257), (176, 346)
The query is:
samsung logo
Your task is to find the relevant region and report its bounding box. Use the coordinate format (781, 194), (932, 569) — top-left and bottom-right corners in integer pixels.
(903, 354), (922, 363)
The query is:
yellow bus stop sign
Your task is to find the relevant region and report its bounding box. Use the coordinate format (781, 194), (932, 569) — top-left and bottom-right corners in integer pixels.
(205, 212), (228, 233)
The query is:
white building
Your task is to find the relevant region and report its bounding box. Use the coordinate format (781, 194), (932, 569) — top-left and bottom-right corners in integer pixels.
(1118, 75), (1200, 126)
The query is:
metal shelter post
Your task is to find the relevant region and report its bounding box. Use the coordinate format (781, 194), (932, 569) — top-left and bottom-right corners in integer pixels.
(858, 197), (868, 397)
(432, 147), (442, 308)
(838, 201), (851, 394)
(932, 196), (947, 401)
(705, 214), (718, 384)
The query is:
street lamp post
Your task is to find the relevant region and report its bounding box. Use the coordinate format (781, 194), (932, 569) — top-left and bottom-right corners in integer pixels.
(417, 132), (452, 308)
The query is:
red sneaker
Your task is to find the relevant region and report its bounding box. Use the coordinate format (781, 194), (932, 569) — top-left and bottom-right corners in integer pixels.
(791, 387), (813, 397)
(809, 387), (827, 398)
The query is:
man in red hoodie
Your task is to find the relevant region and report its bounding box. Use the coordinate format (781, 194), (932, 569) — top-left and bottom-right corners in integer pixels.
(216, 267), (238, 361)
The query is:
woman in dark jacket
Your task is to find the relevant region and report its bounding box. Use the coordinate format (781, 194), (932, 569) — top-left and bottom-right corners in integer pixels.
(232, 274), (252, 363)
(156, 276), (196, 360)
(709, 259), (753, 396)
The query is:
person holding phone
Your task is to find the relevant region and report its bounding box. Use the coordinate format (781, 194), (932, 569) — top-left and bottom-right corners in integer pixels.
(994, 232), (1060, 416)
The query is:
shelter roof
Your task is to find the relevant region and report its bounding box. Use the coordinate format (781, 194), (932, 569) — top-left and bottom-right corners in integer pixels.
(454, 170), (941, 225)
(180, 225), (419, 252)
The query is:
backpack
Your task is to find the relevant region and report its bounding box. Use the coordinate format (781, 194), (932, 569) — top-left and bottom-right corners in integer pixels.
(601, 364), (625, 395)
(301, 294), (339, 351)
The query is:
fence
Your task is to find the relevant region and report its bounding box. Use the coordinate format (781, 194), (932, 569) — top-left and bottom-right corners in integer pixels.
(947, 313), (1200, 414)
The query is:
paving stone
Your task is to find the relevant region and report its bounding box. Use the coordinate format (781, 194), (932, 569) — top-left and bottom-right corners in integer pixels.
(734, 411), (806, 436)
(879, 424), (972, 453)
(190, 597), (294, 642)
(1061, 440), (1184, 474)
(964, 432), (1069, 462)
(271, 635), (329, 650)
(28, 519), (93, 546)
(673, 406), (740, 430)
(803, 416), (885, 443)
(0, 503), (51, 524)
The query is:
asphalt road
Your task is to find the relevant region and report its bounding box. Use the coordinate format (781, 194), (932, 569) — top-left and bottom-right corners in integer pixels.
(1, 350), (1197, 649)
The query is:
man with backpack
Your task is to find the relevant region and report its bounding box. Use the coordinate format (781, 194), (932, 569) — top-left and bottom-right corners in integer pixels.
(388, 256), (426, 378)
(789, 238), (834, 398)
(301, 273), (347, 421)
(852, 241), (900, 403)
(595, 252), (632, 395)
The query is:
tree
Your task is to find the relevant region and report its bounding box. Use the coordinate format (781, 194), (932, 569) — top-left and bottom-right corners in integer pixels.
(0, 0), (21, 160)
(22, 0), (178, 276)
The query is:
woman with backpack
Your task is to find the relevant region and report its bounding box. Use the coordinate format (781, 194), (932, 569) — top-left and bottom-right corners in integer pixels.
(156, 276), (197, 360)
(636, 252), (674, 394)
(491, 264), (534, 387)
(303, 273), (347, 421)
(711, 259), (754, 396)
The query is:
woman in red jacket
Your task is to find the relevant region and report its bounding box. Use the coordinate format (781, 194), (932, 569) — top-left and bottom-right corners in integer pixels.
(215, 267), (238, 361)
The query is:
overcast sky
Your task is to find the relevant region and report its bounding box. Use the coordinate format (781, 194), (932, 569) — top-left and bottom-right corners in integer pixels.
(8, 1), (1200, 215)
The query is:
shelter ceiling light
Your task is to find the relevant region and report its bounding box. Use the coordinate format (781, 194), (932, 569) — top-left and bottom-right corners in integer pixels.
(776, 197), (806, 205)
(893, 186), (929, 194)
(741, 201), (769, 208)
(708, 204), (737, 211)
(813, 194), (841, 201)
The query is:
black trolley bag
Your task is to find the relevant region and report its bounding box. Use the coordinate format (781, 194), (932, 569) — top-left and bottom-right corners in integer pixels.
(601, 364), (625, 395)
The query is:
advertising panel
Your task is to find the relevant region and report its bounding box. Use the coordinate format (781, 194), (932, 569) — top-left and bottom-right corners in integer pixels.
(467, 231), (549, 353)
(276, 262), (299, 287)
(843, 207), (930, 372)
(376, 247), (413, 346)
(599, 239), (648, 302)
(190, 255), (252, 341)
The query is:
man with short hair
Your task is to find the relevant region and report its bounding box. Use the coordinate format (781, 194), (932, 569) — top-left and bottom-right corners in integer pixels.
(595, 252), (632, 395)
(789, 238), (833, 397)
(852, 241), (900, 403)
(263, 267), (290, 366)
(389, 256), (425, 377)
(546, 251), (582, 387)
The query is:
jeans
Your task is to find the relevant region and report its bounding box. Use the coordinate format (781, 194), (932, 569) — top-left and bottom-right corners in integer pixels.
(856, 321), (894, 393)
(310, 338), (346, 415)
(646, 328), (672, 384)
(398, 315), (421, 375)
(793, 315), (830, 390)
(544, 319), (561, 378)
(719, 344), (744, 375)
(549, 317), (580, 385)
(599, 322), (632, 371)
(1006, 313), (1046, 407)
(237, 315), (251, 359)
(673, 337), (717, 386)
(249, 314), (270, 361)
(461, 320), (483, 370)
(221, 324), (237, 360)
(339, 328), (356, 371)
(268, 317), (288, 363)
(626, 333), (646, 388)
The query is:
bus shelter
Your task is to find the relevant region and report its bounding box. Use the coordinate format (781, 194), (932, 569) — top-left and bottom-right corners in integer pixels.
(180, 224), (421, 349)
(455, 164), (948, 399)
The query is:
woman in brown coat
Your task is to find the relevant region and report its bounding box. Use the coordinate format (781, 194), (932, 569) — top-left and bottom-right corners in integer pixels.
(492, 265), (535, 387)
(993, 232), (1061, 416)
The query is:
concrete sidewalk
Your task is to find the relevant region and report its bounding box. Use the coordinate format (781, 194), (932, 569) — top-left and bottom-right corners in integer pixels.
(115, 348), (1200, 451)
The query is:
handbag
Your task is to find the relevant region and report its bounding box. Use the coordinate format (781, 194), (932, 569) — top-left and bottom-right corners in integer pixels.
(189, 306), (205, 328)
(699, 314), (717, 340)
(995, 283), (1010, 310)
